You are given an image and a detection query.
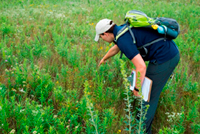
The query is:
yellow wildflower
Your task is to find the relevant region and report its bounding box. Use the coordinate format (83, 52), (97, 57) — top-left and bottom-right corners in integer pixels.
(89, 23), (94, 26)
(45, 4), (49, 8)
(29, 4), (34, 7)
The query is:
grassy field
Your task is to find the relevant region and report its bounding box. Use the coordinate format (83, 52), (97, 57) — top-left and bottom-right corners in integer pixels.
(0, 0), (199, 133)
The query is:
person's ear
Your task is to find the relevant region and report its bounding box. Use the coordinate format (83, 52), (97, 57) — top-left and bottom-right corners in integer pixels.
(104, 32), (109, 36)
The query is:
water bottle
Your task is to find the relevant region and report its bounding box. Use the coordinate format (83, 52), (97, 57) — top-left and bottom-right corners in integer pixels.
(165, 27), (178, 39)
(152, 25), (178, 39)
(157, 26), (165, 34)
(157, 26), (178, 39)
(151, 25), (165, 34)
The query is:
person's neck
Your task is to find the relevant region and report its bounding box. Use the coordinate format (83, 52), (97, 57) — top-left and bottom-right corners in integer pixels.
(113, 25), (120, 37)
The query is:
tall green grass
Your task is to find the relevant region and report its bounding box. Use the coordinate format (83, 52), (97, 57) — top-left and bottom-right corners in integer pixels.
(0, 0), (199, 133)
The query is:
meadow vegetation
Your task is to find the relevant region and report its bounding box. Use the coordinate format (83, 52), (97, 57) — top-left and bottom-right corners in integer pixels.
(0, 0), (199, 133)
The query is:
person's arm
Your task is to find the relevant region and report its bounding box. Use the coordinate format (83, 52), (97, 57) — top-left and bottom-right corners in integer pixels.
(131, 54), (146, 96)
(98, 44), (120, 66)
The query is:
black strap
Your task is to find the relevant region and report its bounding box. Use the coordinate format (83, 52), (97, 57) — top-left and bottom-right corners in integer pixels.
(120, 51), (123, 59)
(137, 38), (165, 49)
(134, 87), (139, 92)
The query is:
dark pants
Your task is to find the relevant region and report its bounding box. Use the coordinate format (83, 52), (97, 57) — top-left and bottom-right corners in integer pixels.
(143, 53), (180, 134)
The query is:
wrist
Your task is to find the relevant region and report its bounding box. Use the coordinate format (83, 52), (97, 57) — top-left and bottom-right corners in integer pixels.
(134, 87), (139, 92)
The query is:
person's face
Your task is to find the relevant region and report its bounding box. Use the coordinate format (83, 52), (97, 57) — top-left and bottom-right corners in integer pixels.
(100, 32), (114, 43)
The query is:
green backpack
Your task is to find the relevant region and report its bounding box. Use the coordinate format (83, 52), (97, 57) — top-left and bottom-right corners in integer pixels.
(115, 10), (180, 58)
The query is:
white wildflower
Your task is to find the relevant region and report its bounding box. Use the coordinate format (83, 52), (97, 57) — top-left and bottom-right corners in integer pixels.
(56, 13), (65, 18)
(75, 125), (79, 129)
(177, 112), (182, 116)
(38, 105), (42, 108)
(0, 87), (2, 90)
(53, 115), (58, 118)
(19, 88), (26, 93)
(33, 131), (37, 134)
(10, 129), (15, 134)
(167, 119), (171, 122)
(12, 88), (17, 92)
(31, 95), (34, 98)
(17, 29), (22, 33)
(20, 109), (25, 113)
(32, 110), (38, 116)
(166, 112), (182, 123)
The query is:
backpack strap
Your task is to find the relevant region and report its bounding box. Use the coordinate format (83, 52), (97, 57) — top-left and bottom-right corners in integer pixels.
(115, 23), (136, 59)
(137, 37), (165, 49)
(115, 23), (136, 44)
(126, 23), (136, 44)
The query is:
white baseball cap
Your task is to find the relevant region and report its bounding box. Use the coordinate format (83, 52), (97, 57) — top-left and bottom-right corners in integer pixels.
(94, 19), (115, 42)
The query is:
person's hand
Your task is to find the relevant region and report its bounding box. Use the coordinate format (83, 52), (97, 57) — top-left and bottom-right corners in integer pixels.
(98, 59), (105, 67)
(133, 89), (140, 97)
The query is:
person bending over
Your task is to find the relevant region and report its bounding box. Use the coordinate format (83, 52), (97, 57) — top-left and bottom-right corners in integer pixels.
(94, 19), (180, 134)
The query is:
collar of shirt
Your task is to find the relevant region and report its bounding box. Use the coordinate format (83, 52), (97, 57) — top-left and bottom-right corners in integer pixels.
(113, 24), (126, 39)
